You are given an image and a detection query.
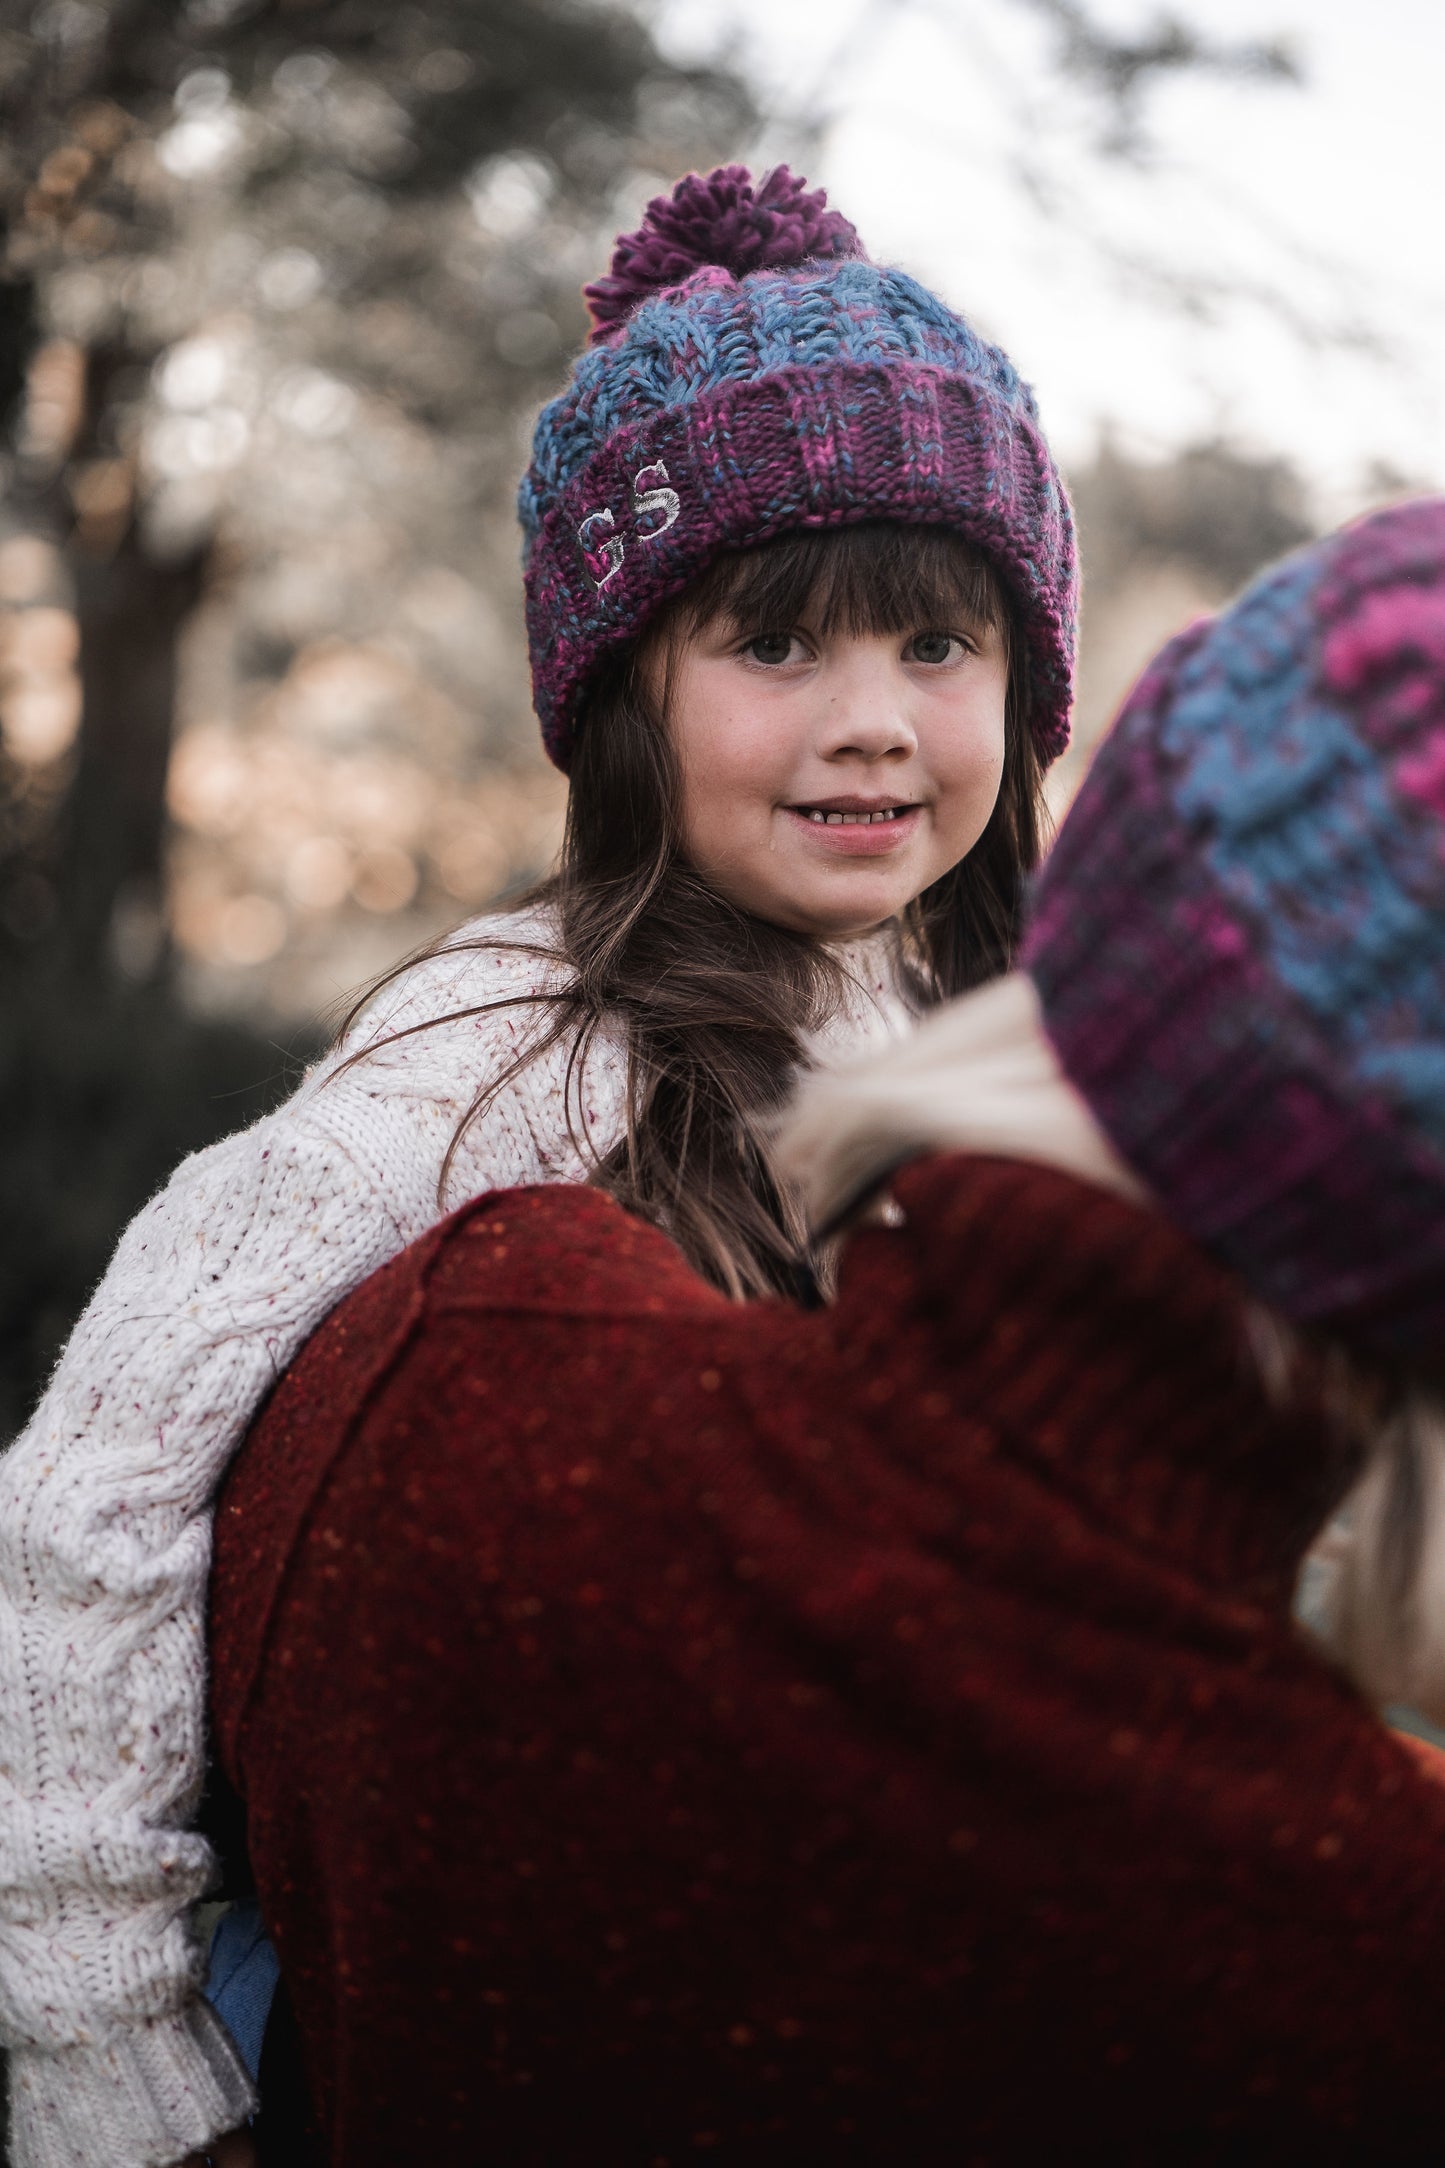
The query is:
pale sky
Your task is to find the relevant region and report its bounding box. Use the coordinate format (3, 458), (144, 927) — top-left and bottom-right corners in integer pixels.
(653, 0), (1445, 513)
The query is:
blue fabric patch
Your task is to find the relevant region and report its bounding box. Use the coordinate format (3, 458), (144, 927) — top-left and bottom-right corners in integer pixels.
(203, 1897), (281, 2083)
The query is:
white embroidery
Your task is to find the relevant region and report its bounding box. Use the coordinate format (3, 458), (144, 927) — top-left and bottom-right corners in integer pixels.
(578, 462), (684, 591)
(578, 506), (625, 589)
(632, 460), (681, 540)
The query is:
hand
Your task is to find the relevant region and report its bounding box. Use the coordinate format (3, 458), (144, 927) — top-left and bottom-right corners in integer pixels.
(176, 2129), (257, 2168)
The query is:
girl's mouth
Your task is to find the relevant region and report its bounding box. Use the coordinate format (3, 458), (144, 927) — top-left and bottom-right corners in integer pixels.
(784, 802), (922, 854)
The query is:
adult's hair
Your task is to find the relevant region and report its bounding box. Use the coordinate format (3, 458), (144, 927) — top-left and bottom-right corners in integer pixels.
(340, 521), (1046, 1300)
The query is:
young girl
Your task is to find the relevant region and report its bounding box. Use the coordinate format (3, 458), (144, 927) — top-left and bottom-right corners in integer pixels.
(0, 164), (1075, 2168)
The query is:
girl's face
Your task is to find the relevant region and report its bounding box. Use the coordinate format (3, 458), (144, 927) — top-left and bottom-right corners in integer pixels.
(661, 604), (1010, 940)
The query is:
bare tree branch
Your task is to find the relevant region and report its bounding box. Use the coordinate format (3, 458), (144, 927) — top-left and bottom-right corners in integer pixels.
(1010, 0), (1299, 158)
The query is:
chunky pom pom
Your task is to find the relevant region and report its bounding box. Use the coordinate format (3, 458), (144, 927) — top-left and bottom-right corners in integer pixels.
(584, 164), (862, 343)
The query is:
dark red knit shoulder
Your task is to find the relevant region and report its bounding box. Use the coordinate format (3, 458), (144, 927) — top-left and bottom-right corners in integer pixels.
(212, 1155), (1445, 2166)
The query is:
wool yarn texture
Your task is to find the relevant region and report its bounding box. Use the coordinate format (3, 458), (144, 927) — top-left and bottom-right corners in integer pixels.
(518, 165), (1077, 770)
(0, 898), (915, 2168)
(1025, 496), (1445, 1364)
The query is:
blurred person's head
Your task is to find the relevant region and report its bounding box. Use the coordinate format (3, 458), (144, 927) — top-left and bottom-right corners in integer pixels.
(496, 166), (1071, 1295)
(780, 495), (1445, 1720)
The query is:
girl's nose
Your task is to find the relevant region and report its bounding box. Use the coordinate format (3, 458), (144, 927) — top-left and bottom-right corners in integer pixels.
(815, 649), (918, 762)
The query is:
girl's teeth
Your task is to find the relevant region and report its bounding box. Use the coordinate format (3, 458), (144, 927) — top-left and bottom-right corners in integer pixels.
(804, 808), (902, 824)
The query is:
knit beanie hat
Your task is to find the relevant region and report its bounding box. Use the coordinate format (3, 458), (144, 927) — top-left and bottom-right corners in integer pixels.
(1024, 497), (1445, 1368)
(518, 165), (1076, 771)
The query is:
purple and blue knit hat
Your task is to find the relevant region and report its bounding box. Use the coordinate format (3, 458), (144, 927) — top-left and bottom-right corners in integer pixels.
(518, 166), (1076, 771)
(1026, 497), (1445, 1368)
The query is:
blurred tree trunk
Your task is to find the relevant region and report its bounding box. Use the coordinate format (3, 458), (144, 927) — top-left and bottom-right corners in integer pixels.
(65, 515), (206, 980)
(51, 345), (205, 978)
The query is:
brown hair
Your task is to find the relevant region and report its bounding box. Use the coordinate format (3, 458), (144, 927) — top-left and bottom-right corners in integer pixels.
(339, 522), (1046, 1299)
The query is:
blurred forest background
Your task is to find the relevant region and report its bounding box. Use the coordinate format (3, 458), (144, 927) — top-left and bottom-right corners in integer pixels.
(0, 0), (1397, 1432)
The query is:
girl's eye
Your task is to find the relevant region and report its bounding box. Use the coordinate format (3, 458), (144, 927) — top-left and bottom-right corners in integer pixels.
(742, 632), (803, 667)
(905, 630), (967, 666)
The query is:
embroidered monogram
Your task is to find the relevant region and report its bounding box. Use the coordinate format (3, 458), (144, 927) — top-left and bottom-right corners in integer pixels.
(577, 506), (624, 589)
(577, 462), (683, 591)
(631, 461), (681, 540)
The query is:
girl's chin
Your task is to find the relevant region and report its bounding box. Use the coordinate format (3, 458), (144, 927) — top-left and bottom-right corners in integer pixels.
(699, 842), (946, 938)
(763, 872), (922, 940)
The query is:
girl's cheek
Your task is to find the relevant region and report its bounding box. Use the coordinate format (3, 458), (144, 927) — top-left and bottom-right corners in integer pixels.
(941, 704), (1007, 785)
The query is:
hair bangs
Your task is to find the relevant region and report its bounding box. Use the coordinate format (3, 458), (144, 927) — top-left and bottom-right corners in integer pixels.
(673, 521), (1010, 651)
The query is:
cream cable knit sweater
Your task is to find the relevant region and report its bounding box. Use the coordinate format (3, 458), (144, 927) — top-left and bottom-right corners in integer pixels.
(0, 903), (912, 2168)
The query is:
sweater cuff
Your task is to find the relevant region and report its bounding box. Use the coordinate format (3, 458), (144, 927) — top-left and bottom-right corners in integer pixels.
(6, 1997), (257, 2168)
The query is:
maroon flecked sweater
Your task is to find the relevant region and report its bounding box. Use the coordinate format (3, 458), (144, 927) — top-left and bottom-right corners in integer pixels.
(210, 1155), (1445, 2166)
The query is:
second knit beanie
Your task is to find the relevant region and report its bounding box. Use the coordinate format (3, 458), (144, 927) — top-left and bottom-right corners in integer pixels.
(1025, 497), (1445, 1367)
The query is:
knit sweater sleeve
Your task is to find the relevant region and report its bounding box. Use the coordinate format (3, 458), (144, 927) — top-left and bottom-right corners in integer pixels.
(0, 912), (605, 2168)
